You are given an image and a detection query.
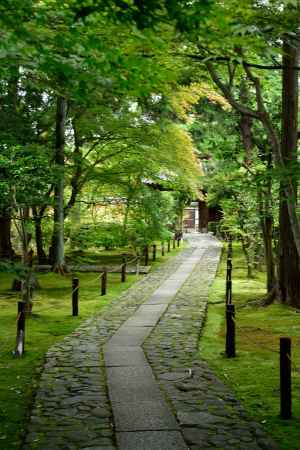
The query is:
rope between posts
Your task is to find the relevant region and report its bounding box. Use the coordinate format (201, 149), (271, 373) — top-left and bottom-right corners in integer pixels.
(115, 255), (140, 271)
(70, 271), (105, 295)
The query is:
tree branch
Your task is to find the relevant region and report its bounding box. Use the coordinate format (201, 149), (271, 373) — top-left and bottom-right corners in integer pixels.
(206, 62), (261, 119)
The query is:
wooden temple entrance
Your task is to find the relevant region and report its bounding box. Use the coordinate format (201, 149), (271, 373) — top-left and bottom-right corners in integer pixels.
(183, 200), (221, 233)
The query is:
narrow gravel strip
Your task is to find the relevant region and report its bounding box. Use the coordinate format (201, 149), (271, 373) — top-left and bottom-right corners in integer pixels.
(23, 247), (193, 450)
(144, 234), (280, 450)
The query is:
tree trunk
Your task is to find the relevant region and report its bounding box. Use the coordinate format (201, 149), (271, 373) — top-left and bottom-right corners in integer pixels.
(0, 212), (14, 259)
(257, 180), (276, 293)
(279, 40), (300, 307)
(240, 236), (253, 278)
(239, 81), (253, 166)
(51, 96), (67, 273)
(32, 207), (47, 264)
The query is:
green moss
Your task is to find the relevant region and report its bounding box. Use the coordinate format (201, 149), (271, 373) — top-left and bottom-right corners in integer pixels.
(201, 244), (300, 450)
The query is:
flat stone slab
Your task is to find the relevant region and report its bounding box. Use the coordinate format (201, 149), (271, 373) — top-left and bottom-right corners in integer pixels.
(104, 347), (148, 367)
(107, 326), (152, 346)
(116, 431), (188, 450)
(107, 366), (162, 403)
(122, 317), (160, 327)
(113, 400), (179, 431)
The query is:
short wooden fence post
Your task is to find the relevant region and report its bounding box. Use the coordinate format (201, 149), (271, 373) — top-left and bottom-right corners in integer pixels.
(72, 277), (79, 316)
(226, 259), (232, 305)
(226, 304), (235, 357)
(152, 244), (156, 261)
(121, 257), (126, 282)
(15, 301), (25, 358)
(280, 337), (292, 419)
(101, 270), (107, 296)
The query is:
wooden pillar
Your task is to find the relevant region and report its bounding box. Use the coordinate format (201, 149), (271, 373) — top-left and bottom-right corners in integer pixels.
(198, 200), (209, 233)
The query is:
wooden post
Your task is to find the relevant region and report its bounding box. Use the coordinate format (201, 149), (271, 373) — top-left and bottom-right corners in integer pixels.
(72, 277), (79, 316)
(121, 257), (126, 282)
(152, 244), (156, 261)
(161, 242), (165, 256)
(226, 304), (235, 357)
(101, 270), (107, 296)
(15, 302), (25, 358)
(226, 259), (232, 304)
(144, 246), (149, 266)
(226, 238), (233, 305)
(280, 337), (292, 419)
(167, 240), (171, 252)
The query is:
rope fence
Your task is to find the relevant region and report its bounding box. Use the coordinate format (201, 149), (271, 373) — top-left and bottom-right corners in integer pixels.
(224, 239), (299, 420)
(2, 235), (183, 360)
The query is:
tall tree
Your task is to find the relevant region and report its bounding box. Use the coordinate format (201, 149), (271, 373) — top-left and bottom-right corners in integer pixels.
(279, 39), (300, 305)
(51, 96), (68, 272)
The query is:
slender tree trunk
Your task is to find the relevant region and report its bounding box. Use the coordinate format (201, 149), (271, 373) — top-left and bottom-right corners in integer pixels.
(32, 207), (47, 264)
(240, 236), (253, 278)
(0, 212), (14, 258)
(257, 186), (276, 292)
(279, 40), (300, 307)
(51, 96), (67, 273)
(239, 81), (253, 166)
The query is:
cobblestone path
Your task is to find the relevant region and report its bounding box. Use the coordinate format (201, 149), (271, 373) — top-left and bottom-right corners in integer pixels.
(144, 234), (280, 450)
(23, 244), (194, 450)
(23, 233), (280, 450)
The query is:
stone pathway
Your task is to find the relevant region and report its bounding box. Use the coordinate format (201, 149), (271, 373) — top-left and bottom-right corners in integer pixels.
(23, 244), (194, 450)
(144, 235), (280, 450)
(104, 238), (209, 450)
(23, 233), (280, 450)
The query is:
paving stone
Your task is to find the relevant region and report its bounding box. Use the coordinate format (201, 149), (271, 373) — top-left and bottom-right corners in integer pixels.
(107, 326), (152, 346)
(116, 430), (188, 450)
(177, 411), (224, 427)
(104, 347), (148, 367)
(113, 400), (179, 431)
(107, 366), (162, 403)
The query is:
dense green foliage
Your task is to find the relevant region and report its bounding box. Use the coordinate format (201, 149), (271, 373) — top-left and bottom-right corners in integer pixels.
(1, 1), (300, 449)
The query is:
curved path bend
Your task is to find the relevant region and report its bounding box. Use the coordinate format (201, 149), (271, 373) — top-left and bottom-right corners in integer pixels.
(23, 233), (279, 450)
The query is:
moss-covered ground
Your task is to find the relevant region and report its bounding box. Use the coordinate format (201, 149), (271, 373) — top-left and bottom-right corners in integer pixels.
(0, 243), (183, 450)
(201, 243), (300, 450)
